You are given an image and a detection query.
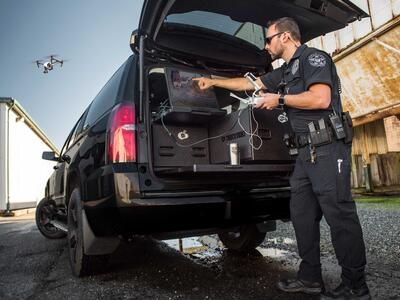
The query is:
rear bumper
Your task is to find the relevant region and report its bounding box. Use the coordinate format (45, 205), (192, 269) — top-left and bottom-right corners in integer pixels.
(84, 187), (291, 237)
(154, 163), (294, 176)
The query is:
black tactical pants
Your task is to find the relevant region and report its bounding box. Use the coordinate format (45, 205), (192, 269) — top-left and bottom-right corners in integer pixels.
(290, 140), (367, 288)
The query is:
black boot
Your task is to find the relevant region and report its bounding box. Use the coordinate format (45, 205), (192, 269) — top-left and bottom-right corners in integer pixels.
(320, 283), (371, 300)
(277, 278), (324, 295)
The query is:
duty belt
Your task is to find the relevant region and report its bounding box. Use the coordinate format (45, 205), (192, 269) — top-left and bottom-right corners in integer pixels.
(296, 128), (337, 148)
(296, 134), (311, 148)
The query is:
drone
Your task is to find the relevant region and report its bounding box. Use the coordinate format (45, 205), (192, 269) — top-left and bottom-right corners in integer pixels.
(35, 55), (65, 73)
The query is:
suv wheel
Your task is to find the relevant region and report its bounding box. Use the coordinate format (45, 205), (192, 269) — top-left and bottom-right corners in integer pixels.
(67, 188), (109, 277)
(35, 198), (67, 239)
(218, 224), (266, 252)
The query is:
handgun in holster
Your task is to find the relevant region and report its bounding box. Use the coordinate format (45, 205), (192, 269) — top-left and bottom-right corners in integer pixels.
(341, 111), (353, 143)
(283, 133), (298, 156)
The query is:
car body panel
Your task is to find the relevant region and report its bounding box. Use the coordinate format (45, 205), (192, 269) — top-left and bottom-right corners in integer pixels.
(138, 0), (368, 63)
(42, 0), (368, 240)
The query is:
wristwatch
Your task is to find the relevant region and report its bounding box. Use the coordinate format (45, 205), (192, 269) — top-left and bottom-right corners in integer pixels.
(278, 94), (285, 108)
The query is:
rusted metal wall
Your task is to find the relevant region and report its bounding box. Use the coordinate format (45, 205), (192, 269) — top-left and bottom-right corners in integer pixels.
(335, 24), (400, 118)
(307, 1), (400, 189)
(307, 0), (400, 120)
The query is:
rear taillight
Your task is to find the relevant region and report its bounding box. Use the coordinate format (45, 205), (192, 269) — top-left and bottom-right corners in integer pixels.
(107, 103), (136, 163)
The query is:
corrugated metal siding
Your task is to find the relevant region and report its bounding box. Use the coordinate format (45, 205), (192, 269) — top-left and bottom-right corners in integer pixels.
(393, 0), (400, 16)
(0, 104), (7, 210)
(337, 23), (355, 49)
(369, 0), (394, 28)
(0, 101), (57, 211)
(8, 109), (56, 208)
(352, 0), (373, 39)
(307, 1), (400, 188)
(308, 0), (399, 54)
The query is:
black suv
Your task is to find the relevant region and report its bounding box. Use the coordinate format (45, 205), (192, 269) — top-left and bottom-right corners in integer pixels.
(36, 0), (366, 277)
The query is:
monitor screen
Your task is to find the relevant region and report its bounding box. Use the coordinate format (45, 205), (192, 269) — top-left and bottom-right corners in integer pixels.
(166, 68), (219, 110)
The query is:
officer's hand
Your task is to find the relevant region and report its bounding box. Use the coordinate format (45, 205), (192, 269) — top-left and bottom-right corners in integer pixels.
(192, 77), (213, 90)
(255, 92), (279, 110)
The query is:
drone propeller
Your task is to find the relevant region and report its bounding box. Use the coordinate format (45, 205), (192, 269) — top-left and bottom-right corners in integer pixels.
(45, 54), (60, 59)
(32, 60), (43, 68)
(60, 59), (69, 67)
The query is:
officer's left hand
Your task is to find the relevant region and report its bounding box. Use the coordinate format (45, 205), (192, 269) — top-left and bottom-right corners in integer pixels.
(255, 92), (279, 110)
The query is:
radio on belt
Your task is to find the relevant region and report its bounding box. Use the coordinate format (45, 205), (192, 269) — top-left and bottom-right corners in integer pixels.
(329, 113), (346, 140)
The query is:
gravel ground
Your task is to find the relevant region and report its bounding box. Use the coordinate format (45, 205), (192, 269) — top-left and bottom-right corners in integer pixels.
(262, 203), (400, 299)
(0, 202), (398, 299)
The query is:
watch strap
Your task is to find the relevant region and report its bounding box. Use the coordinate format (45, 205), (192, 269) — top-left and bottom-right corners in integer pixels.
(278, 94), (285, 107)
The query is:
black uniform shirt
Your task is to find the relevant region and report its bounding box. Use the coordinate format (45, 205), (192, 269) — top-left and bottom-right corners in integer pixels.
(260, 45), (340, 134)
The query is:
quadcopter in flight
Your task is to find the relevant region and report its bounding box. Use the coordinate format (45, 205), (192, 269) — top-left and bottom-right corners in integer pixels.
(35, 55), (66, 73)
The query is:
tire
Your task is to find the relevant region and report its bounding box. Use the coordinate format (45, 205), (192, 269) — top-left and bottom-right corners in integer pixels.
(218, 224), (266, 252)
(35, 198), (67, 239)
(67, 188), (109, 277)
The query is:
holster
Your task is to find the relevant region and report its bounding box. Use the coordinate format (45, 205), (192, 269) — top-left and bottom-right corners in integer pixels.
(342, 111), (353, 144)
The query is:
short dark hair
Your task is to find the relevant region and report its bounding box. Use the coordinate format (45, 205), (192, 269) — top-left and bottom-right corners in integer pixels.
(267, 17), (301, 42)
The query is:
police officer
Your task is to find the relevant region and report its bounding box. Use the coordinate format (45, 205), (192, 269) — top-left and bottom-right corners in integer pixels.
(193, 17), (370, 300)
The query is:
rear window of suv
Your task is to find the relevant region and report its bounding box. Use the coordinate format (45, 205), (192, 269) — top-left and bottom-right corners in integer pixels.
(165, 11), (266, 49)
(83, 62), (126, 129)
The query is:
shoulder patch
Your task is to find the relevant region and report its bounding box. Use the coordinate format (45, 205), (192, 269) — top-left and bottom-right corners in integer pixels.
(308, 53), (326, 67)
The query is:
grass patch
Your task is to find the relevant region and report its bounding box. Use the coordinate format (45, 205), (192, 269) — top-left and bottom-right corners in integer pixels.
(354, 196), (400, 209)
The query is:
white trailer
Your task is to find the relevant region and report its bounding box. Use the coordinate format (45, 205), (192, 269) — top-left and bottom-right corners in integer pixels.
(0, 97), (59, 213)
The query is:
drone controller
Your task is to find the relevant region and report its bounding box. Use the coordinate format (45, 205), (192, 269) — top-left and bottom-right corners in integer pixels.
(230, 93), (263, 106)
(249, 96), (264, 106)
(228, 72), (265, 107)
(244, 72), (262, 92)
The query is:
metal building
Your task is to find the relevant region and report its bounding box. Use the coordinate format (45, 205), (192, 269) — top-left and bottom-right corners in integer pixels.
(0, 98), (59, 213)
(307, 0), (400, 190)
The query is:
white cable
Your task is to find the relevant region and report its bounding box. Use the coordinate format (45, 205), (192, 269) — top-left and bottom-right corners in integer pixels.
(233, 91), (263, 151)
(161, 112), (241, 148)
(159, 95), (263, 151)
(237, 106), (263, 151)
(250, 106), (263, 150)
(160, 110), (173, 137)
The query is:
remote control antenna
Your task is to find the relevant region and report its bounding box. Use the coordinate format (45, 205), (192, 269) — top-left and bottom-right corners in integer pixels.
(244, 72), (262, 91)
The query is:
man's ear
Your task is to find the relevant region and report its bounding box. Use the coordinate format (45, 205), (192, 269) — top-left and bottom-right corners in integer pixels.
(285, 33), (298, 45)
(282, 32), (290, 43)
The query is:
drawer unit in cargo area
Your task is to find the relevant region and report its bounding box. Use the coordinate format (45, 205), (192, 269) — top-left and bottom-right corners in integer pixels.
(209, 107), (293, 164)
(152, 123), (210, 167)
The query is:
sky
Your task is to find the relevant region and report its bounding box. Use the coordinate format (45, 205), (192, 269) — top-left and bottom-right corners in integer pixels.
(0, 0), (144, 149)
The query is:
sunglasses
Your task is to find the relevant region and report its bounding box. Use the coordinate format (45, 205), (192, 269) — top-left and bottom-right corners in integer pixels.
(265, 32), (286, 45)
